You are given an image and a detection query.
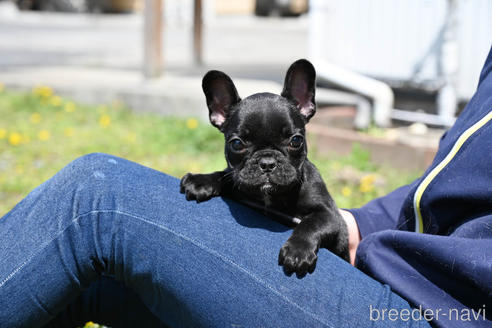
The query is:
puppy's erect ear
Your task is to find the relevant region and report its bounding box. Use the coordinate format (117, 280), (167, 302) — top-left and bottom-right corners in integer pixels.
(202, 70), (241, 130)
(281, 59), (316, 121)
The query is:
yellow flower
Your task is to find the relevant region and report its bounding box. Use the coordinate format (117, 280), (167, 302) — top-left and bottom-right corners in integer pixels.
(30, 112), (42, 124)
(33, 86), (53, 98)
(341, 186), (352, 197)
(0, 83), (4, 92)
(99, 114), (111, 127)
(0, 129), (6, 139)
(64, 101), (76, 113)
(359, 183), (374, 193)
(360, 174), (376, 185)
(50, 95), (62, 107)
(186, 118), (199, 130)
(38, 130), (51, 141)
(359, 174), (377, 193)
(8, 132), (22, 146)
(64, 127), (74, 137)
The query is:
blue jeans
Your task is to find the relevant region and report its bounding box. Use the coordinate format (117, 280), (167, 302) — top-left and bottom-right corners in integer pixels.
(0, 153), (430, 328)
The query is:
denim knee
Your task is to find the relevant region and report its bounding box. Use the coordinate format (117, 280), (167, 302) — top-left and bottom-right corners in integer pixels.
(56, 153), (178, 211)
(53, 153), (120, 193)
(66, 152), (116, 178)
(70, 153), (115, 168)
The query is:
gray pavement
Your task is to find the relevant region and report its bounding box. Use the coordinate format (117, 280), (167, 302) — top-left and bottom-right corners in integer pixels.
(0, 10), (309, 73)
(0, 7), (310, 118)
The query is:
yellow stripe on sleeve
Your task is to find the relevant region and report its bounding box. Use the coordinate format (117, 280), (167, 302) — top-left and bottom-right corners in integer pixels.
(413, 111), (492, 233)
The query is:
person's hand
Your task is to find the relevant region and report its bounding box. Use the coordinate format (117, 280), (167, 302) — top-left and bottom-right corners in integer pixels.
(339, 209), (361, 266)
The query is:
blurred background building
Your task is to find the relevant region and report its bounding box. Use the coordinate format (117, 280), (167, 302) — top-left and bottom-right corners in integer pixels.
(1, 0), (491, 169)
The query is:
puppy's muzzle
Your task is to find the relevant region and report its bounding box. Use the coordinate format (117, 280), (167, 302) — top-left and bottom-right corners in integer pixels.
(259, 157), (277, 173)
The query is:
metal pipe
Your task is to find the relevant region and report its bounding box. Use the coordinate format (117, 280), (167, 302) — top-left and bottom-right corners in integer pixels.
(314, 60), (394, 127)
(315, 87), (372, 129)
(391, 109), (456, 127)
(436, 0), (459, 126)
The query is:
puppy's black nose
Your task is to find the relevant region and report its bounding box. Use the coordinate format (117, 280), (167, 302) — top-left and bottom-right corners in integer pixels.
(259, 157), (277, 173)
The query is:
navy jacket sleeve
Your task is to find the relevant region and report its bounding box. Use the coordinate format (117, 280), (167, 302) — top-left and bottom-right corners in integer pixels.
(351, 45), (492, 328)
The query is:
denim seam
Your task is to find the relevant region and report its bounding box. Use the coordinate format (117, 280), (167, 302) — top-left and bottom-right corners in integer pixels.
(0, 212), (88, 289)
(0, 209), (334, 327)
(112, 210), (335, 328)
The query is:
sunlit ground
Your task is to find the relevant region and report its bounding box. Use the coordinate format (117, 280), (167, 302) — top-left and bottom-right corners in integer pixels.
(0, 84), (420, 217)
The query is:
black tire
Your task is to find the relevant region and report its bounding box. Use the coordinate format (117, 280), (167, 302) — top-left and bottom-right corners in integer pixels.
(255, 0), (275, 17)
(37, 0), (86, 12)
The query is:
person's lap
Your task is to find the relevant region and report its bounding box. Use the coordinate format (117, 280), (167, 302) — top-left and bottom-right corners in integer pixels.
(0, 153), (429, 327)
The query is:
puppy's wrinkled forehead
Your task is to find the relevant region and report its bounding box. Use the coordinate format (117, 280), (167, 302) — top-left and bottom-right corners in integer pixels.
(226, 93), (305, 140)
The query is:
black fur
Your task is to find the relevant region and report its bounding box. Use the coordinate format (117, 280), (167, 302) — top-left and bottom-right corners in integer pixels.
(180, 59), (349, 277)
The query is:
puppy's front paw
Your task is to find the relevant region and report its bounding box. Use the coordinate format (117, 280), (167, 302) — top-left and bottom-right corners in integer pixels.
(180, 173), (220, 203)
(278, 237), (318, 278)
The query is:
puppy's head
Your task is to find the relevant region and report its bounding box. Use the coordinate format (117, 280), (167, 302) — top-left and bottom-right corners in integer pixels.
(202, 59), (316, 197)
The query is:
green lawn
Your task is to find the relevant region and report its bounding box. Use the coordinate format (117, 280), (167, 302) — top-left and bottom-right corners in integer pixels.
(0, 86), (420, 217)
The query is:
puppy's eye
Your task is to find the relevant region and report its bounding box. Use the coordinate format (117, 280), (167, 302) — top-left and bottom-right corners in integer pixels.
(289, 135), (304, 149)
(230, 138), (246, 152)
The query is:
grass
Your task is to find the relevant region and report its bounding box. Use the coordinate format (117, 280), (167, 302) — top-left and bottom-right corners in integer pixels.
(0, 87), (421, 217)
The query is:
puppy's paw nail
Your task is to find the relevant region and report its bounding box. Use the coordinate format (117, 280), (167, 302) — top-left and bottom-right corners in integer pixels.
(279, 238), (318, 277)
(185, 191), (195, 201)
(278, 246), (287, 265)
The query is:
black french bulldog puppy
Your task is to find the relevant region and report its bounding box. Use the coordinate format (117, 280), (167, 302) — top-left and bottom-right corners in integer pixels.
(180, 59), (349, 277)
